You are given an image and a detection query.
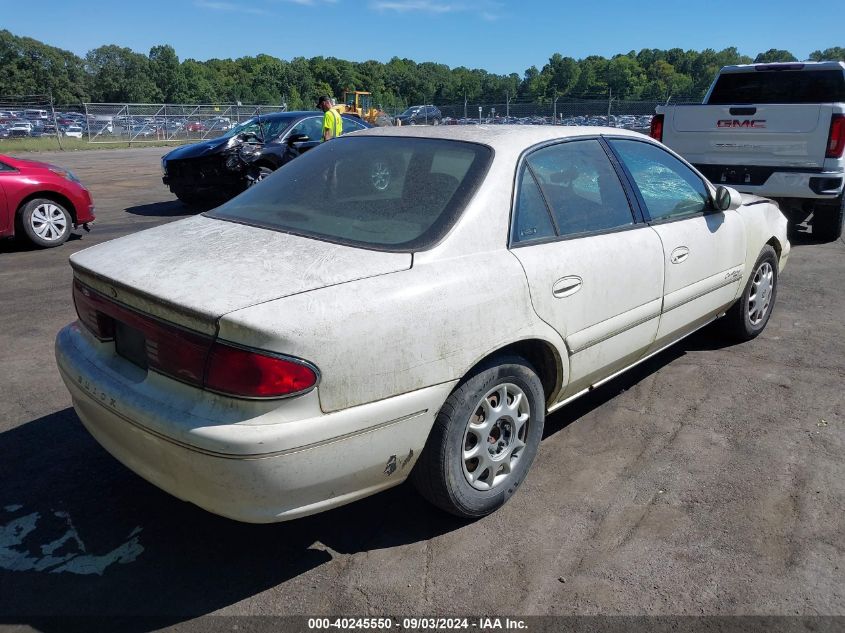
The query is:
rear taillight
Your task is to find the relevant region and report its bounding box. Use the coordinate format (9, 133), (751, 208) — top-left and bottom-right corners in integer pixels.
(205, 343), (318, 398)
(73, 279), (211, 386)
(650, 114), (664, 142)
(72, 280), (317, 399)
(826, 114), (845, 159)
(73, 280), (115, 340)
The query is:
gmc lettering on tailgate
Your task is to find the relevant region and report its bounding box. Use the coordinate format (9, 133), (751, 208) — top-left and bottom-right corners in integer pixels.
(717, 119), (767, 128)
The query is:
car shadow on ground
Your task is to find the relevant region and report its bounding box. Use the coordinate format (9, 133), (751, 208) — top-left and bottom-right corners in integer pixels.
(0, 407), (464, 630)
(0, 233), (84, 255)
(124, 201), (203, 217)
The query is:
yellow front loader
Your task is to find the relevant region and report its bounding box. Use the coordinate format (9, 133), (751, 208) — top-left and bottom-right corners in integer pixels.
(335, 91), (393, 127)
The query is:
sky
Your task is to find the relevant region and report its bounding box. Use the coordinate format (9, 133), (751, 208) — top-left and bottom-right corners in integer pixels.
(4, 0), (843, 76)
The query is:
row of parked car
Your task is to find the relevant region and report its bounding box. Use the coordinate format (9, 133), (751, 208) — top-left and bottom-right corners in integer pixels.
(440, 113), (654, 129)
(392, 106), (653, 131)
(0, 109), (89, 138)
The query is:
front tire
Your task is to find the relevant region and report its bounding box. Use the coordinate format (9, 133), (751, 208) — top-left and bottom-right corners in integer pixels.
(411, 356), (545, 519)
(719, 245), (779, 341)
(19, 198), (71, 248)
(813, 195), (844, 242)
(248, 166), (273, 187)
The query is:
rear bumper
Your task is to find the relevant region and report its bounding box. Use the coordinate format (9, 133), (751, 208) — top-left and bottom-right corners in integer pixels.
(698, 165), (844, 200)
(55, 322), (454, 523)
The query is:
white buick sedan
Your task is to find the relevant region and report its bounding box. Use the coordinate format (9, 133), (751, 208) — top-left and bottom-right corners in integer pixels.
(55, 126), (789, 523)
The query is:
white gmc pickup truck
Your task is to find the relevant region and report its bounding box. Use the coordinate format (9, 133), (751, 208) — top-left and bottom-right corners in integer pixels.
(652, 61), (845, 241)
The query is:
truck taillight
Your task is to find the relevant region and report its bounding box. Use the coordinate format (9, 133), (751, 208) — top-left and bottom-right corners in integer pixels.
(72, 280), (318, 399)
(650, 114), (664, 142)
(826, 114), (845, 159)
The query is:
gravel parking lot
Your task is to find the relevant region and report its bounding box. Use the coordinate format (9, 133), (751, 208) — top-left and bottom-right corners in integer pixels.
(0, 146), (843, 628)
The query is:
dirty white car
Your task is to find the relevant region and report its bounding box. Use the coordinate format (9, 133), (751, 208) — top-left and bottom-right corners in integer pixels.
(55, 126), (790, 523)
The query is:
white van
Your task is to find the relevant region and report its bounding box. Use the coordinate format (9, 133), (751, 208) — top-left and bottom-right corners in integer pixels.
(24, 109), (49, 120)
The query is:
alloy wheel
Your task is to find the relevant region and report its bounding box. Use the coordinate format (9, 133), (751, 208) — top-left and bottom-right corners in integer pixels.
(748, 261), (774, 326)
(461, 383), (530, 491)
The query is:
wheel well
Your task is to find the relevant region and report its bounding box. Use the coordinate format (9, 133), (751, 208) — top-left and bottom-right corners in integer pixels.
(16, 192), (78, 227)
(766, 236), (782, 260)
(468, 339), (563, 406)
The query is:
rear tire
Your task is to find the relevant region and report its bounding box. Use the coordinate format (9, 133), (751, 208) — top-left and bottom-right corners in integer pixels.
(719, 245), (779, 342)
(411, 355), (545, 519)
(813, 195), (844, 242)
(19, 198), (71, 248)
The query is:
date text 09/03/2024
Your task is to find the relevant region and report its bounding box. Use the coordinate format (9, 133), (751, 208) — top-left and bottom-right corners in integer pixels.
(307, 617), (528, 630)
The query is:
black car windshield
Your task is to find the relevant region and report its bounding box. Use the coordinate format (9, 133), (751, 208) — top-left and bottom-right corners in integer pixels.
(400, 107), (422, 116)
(206, 136), (493, 252)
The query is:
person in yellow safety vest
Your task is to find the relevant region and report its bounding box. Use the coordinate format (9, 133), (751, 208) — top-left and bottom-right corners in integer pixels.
(316, 95), (342, 142)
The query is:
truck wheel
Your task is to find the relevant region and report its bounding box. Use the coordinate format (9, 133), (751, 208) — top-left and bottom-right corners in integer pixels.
(411, 355), (545, 519)
(813, 195), (844, 242)
(719, 245), (778, 342)
(19, 198), (71, 248)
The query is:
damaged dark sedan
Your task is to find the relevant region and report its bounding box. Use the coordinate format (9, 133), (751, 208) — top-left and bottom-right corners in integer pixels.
(161, 111), (372, 206)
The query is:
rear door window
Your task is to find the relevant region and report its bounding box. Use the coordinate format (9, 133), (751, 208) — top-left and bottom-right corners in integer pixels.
(341, 117), (367, 133)
(524, 139), (635, 237)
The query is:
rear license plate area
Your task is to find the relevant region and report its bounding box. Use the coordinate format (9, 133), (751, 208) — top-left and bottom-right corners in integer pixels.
(115, 320), (148, 370)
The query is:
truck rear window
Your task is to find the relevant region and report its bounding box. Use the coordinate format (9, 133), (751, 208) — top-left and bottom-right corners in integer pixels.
(708, 70), (845, 104)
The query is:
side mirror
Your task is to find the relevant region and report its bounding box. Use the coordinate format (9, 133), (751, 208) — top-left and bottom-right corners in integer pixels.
(714, 185), (742, 211)
(287, 133), (309, 145)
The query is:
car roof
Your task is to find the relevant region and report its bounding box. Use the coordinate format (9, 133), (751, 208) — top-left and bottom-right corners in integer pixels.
(352, 124), (649, 152)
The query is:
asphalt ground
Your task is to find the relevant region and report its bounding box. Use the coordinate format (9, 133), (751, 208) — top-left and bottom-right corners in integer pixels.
(0, 146), (843, 630)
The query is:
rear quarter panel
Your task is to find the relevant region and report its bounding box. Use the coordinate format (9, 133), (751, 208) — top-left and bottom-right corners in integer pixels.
(217, 251), (568, 413)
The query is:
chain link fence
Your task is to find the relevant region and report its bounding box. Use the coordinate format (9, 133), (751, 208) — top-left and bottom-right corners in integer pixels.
(440, 101), (655, 130)
(82, 103), (288, 143)
(2, 97), (697, 149)
(385, 98), (699, 130)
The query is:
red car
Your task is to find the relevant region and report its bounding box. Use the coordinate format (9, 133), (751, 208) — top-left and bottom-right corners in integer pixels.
(0, 154), (95, 248)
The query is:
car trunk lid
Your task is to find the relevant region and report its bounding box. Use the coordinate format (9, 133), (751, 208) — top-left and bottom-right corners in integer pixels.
(70, 214), (411, 334)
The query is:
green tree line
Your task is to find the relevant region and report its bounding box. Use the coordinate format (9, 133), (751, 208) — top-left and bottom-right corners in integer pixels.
(1, 30), (843, 108)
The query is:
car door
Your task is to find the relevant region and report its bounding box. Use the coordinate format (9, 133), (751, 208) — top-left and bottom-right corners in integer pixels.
(510, 138), (665, 400)
(606, 138), (747, 350)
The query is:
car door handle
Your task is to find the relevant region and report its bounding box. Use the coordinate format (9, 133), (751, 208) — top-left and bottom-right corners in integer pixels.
(552, 276), (583, 298)
(670, 247), (690, 264)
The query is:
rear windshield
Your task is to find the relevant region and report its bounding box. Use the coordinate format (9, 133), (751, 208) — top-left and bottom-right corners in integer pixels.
(709, 70), (845, 104)
(206, 136), (492, 252)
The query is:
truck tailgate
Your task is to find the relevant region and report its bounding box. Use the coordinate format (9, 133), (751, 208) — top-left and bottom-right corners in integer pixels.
(664, 104), (834, 169)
